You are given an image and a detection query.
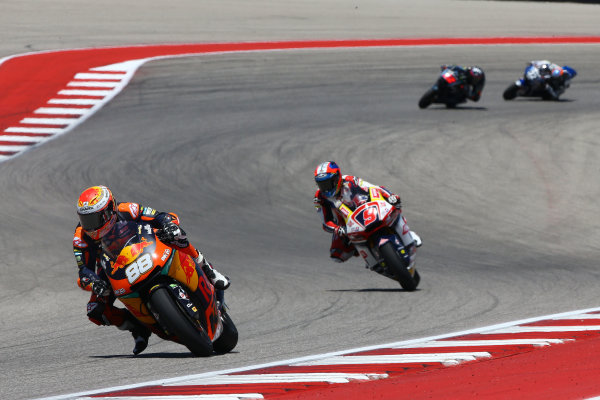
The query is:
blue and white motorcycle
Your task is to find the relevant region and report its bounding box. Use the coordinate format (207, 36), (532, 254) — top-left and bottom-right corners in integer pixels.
(503, 63), (576, 101)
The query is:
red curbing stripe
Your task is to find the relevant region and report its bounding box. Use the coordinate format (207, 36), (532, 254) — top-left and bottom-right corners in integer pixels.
(272, 334), (600, 400)
(2, 36), (600, 134)
(91, 382), (337, 397)
(1, 35), (599, 163)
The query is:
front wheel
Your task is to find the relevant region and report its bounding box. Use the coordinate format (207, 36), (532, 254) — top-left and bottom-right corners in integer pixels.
(418, 88), (437, 109)
(503, 83), (519, 100)
(213, 311), (238, 354)
(149, 287), (213, 356)
(380, 242), (419, 291)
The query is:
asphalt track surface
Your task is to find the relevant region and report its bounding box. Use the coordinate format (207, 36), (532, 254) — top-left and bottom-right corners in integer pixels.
(1, 1), (600, 399)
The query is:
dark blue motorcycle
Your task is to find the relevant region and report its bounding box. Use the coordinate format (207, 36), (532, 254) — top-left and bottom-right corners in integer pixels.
(419, 67), (470, 109)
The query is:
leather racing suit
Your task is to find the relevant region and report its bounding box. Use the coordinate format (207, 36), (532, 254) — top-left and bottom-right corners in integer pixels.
(313, 175), (416, 262)
(73, 202), (211, 332)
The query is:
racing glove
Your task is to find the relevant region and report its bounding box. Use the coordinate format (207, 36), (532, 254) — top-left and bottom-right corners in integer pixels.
(91, 280), (110, 297)
(157, 222), (183, 243)
(335, 226), (347, 237)
(387, 194), (402, 209)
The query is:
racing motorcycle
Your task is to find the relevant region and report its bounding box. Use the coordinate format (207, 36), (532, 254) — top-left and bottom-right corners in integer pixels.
(503, 64), (576, 100)
(339, 187), (420, 291)
(419, 67), (471, 109)
(99, 220), (237, 356)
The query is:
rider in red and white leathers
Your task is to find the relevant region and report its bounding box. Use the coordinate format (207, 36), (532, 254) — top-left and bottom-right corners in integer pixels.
(313, 161), (421, 263)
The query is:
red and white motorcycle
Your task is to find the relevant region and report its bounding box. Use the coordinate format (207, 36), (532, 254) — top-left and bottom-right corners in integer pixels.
(338, 187), (420, 290)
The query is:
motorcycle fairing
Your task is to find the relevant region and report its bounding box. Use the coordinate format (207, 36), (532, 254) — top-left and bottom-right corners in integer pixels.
(375, 234), (417, 279)
(563, 65), (577, 78)
(161, 250), (222, 340)
(101, 221), (221, 340)
(441, 69), (458, 85)
(433, 70), (468, 106)
(165, 283), (202, 321)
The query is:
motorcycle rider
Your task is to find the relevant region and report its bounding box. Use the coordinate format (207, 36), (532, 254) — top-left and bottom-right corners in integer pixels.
(440, 65), (486, 101)
(527, 60), (571, 100)
(73, 185), (230, 355)
(313, 161), (422, 264)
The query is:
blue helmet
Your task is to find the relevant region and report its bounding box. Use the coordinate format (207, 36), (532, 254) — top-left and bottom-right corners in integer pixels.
(314, 161), (342, 198)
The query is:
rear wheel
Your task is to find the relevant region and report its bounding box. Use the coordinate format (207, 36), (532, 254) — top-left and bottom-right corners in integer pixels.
(380, 242), (418, 291)
(213, 311), (238, 354)
(149, 287), (213, 356)
(503, 83), (519, 100)
(418, 88), (437, 109)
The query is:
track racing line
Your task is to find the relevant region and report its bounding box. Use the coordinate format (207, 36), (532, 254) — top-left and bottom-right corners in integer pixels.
(2, 36), (599, 399)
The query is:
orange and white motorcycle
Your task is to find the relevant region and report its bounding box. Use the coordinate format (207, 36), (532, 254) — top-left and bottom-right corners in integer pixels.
(99, 220), (237, 356)
(339, 187), (420, 291)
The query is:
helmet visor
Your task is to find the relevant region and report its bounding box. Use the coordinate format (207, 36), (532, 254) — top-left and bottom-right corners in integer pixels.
(316, 173), (338, 195)
(78, 202), (114, 233)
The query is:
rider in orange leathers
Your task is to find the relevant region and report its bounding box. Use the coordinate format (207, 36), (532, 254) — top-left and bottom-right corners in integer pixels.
(313, 161), (422, 263)
(73, 185), (230, 355)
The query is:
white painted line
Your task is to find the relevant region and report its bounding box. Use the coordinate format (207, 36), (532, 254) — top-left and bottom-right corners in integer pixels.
(171, 373), (385, 386)
(484, 326), (600, 334)
(58, 89), (113, 96)
(91, 59), (146, 72)
(0, 135), (48, 143)
(393, 339), (567, 348)
(552, 314), (600, 320)
(21, 117), (78, 125)
(76, 396), (264, 400)
(37, 306), (600, 400)
(34, 107), (89, 115)
(67, 81), (120, 88)
(0, 144), (30, 151)
(74, 72), (125, 80)
(48, 98), (102, 105)
(5, 127), (62, 134)
(292, 352), (491, 366)
(0, 155), (11, 161)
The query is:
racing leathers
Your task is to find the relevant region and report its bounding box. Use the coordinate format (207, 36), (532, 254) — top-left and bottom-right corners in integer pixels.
(313, 175), (420, 263)
(528, 60), (570, 100)
(73, 202), (228, 354)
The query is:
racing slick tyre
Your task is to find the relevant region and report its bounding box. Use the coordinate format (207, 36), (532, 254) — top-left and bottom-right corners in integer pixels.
(149, 287), (213, 356)
(380, 242), (418, 291)
(418, 88), (437, 109)
(212, 311), (238, 354)
(412, 269), (421, 287)
(503, 83), (519, 100)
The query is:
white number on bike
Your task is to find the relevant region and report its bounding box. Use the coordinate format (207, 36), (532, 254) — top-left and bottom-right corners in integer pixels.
(125, 253), (153, 284)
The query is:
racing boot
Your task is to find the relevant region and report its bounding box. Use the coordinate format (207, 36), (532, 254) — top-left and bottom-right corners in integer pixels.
(194, 253), (230, 290)
(116, 312), (152, 355)
(410, 231), (423, 248)
(131, 326), (152, 355)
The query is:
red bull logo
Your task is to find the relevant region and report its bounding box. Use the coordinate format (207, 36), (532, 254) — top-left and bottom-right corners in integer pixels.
(179, 253), (196, 285)
(111, 238), (153, 274)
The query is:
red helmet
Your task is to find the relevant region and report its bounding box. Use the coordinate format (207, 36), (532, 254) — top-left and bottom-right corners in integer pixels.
(314, 161), (342, 197)
(76, 186), (117, 240)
